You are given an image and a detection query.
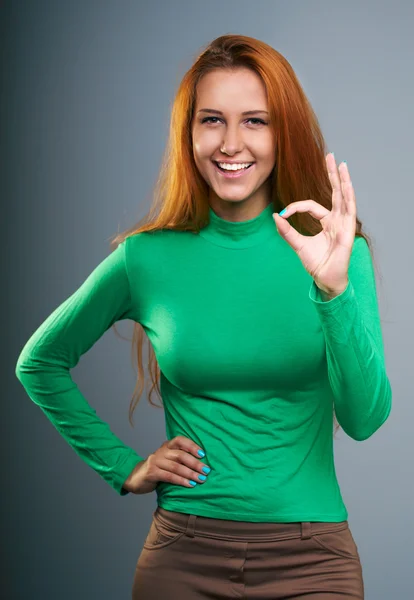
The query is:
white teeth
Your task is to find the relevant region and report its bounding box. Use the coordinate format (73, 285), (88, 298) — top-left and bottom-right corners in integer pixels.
(217, 162), (253, 171)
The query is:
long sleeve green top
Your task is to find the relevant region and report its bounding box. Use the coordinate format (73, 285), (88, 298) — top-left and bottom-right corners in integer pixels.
(15, 202), (392, 522)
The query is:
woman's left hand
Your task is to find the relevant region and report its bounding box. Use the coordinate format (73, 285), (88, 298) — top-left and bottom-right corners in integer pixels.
(273, 152), (356, 297)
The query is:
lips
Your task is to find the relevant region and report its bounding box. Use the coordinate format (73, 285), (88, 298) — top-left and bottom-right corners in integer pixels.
(213, 160), (255, 167)
(212, 160), (255, 178)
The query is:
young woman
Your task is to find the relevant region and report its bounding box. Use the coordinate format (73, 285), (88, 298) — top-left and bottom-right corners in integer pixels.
(16, 34), (392, 599)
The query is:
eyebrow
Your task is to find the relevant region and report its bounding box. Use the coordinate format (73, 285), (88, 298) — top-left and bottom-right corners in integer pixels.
(197, 108), (269, 116)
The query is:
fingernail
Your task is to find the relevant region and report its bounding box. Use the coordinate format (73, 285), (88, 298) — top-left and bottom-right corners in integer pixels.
(279, 208), (287, 216)
(202, 466), (211, 474)
(198, 449), (205, 457)
(189, 480), (197, 486)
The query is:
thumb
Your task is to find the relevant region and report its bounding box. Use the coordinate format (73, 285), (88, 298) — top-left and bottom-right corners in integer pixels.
(272, 211), (288, 235)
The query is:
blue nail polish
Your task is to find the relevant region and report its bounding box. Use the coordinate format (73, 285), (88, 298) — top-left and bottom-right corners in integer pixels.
(189, 480), (197, 486)
(279, 208), (287, 216)
(198, 475), (207, 481)
(202, 466), (211, 474)
(198, 449), (205, 457)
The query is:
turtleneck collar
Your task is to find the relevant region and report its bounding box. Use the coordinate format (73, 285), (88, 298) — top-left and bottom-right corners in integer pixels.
(198, 202), (276, 249)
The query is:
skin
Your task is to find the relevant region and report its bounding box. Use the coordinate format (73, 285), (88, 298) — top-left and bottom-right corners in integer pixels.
(191, 67), (276, 222)
(273, 155), (355, 299)
(123, 74), (356, 494)
(191, 67), (355, 301)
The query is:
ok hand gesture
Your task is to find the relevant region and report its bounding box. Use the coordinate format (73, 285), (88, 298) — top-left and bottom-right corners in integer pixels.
(273, 153), (356, 297)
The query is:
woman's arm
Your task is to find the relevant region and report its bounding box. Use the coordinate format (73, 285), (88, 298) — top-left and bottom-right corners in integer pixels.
(15, 238), (145, 495)
(309, 236), (392, 441)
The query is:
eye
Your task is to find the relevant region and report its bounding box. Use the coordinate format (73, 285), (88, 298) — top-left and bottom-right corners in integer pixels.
(201, 116), (221, 124)
(201, 117), (267, 126)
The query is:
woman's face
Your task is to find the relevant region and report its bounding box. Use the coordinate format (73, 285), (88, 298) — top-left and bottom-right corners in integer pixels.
(191, 67), (276, 219)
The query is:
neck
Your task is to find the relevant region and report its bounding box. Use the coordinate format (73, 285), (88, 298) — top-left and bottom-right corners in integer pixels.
(207, 200), (273, 223)
(198, 202), (277, 250)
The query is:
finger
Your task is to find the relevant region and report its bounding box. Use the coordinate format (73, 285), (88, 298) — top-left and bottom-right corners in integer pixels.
(155, 464), (200, 488)
(168, 435), (205, 460)
(273, 200), (330, 253)
(158, 451), (209, 487)
(165, 448), (210, 477)
(339, 162), (357, 219)
(326, 153), (345, 216)
(277, 199), (330, 221)
(166, 456), (208, 485)
(273, 207), (306, 254)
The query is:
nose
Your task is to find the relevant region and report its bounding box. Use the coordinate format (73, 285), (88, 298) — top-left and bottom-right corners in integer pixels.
(220, 125), (244, 155)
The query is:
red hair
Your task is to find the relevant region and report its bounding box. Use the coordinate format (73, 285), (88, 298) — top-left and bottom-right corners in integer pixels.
(110, 34), (376, 436)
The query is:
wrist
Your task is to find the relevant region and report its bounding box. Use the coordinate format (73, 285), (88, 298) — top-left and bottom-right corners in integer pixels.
(123, 459), (146, 491)
(316, 279), (349, 301)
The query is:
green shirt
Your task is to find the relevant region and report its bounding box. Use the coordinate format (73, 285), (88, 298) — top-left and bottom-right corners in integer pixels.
(15, 202), (392, 522)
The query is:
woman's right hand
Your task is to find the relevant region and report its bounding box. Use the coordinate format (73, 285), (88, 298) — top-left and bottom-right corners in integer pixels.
(122, 436), (211, 495)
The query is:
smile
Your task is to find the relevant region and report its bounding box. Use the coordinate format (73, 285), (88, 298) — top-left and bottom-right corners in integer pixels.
(212, 161), (255, 179)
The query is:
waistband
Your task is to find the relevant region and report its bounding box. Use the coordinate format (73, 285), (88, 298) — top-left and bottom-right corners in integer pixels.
(154, 506), (349, 542)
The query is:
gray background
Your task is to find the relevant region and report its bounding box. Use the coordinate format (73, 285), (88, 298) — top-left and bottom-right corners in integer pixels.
(3, 1), (412, 598)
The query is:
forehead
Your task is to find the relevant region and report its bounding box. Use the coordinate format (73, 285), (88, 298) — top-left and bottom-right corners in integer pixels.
(194, 68), (268, 111)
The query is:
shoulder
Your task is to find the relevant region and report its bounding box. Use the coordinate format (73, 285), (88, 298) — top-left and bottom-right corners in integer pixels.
(122, 229), (188, 272)
(124, 228), (191, 252)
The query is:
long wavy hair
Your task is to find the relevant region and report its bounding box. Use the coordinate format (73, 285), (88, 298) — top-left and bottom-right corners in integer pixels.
(110, 34), (378, 437)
